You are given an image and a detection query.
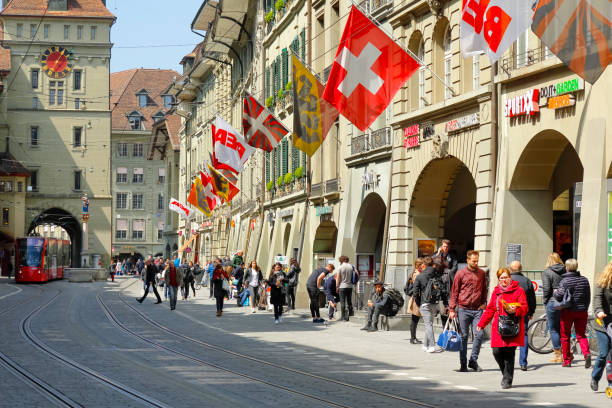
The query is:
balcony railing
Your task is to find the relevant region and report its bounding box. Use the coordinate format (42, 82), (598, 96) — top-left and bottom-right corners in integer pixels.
(500, 46), (554, 74)
(350, 127), (391, 156)
(311, 182), (323, 197)
(325, 178), (339, 194)
(359, 0), (392, 15)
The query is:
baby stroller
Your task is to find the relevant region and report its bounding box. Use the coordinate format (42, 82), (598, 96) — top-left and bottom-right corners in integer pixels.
(257, 283), (268, 311)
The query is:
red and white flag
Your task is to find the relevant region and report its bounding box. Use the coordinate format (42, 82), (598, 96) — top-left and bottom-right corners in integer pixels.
(212, 115), (255, 174)
(460, 0), (534, 62)
(169, 197), (194, 220)
(242, 92), (289, 152)
(322, 6), (419, 131)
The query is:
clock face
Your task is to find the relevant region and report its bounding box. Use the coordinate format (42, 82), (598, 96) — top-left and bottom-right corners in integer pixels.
(41, 46), (73, 79)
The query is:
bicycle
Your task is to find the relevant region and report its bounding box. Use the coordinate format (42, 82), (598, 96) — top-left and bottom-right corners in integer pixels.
(527, 313), (599, 355)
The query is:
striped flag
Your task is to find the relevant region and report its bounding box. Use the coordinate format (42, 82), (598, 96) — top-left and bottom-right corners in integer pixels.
(242, 92), (289, 152)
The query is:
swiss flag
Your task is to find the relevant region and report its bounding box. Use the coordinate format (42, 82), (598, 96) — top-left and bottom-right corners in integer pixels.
(323, 6), (419, 131)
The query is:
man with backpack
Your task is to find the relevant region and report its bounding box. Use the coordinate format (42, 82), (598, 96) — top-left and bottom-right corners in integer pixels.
(361, 280), (391, 332)
(413, 257), (448, 352)
(449, 250), (488, 372)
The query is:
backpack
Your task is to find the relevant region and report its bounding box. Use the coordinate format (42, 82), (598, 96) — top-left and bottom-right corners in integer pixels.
(422, 275), (443, 304)
(351, 266), (359, 284)
(385, 288), (405, 316)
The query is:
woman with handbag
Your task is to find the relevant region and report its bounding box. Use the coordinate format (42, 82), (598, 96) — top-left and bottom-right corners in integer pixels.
(477, 267), (528, 389)
(212, 263), (230, 316)
(268, 263), (288, 324)
(407, 258), (425, 344)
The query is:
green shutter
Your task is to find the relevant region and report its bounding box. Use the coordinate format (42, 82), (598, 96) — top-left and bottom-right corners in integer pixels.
(282, 48), (288, 89)
(276, 56), (281, 98)
(265, 152), (270, 183)
(282, 138), (288, 176)
(301, 151), (307, 169)
(266, 67), (270, 98)
(275, 145), (281, 179)
(301, 28), (306, 61)
(291, 141), (300, 172)
(290, 36), (299, 56)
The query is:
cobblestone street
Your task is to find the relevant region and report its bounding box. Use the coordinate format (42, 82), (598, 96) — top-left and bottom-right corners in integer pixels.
(0, 277), (608, 408)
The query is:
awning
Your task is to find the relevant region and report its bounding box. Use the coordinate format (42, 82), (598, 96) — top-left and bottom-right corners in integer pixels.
(177, 233), (199, 253)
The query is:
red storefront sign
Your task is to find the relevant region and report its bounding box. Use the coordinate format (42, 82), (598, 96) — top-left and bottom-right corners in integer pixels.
(504, 88), (540, 117)
(404, 124), (420, 148)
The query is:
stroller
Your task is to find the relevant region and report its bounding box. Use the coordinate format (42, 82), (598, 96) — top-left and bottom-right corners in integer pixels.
(257, 283), (268, 311)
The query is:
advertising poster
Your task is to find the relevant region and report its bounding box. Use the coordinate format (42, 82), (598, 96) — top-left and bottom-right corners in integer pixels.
(417, 239), (436, 258)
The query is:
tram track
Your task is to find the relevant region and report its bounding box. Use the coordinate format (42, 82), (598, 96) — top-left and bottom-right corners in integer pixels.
(19, 288), (172, 408)
(115, 280), (436, 408)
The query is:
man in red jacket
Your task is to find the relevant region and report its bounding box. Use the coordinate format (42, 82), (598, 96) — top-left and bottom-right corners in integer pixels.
(449, 250), (488, 372)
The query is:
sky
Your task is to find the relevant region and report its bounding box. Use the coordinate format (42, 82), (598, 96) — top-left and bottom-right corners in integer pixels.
(109, 0), (204, 74)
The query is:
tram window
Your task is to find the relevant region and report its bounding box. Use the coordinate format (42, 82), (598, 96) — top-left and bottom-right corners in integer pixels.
(18, 239), (43, 267)
(2, 208), (8, 225)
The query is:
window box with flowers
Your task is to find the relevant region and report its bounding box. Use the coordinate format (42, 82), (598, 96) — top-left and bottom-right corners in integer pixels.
(265, 95), (275, 109)
(284, 172), (293, 193)
(294, 166), (305, 189)
(284, 82), (293, 109)
(275, 0), (285, 21)
(266, 180), (275, 201)
(276, 89), (285, 111)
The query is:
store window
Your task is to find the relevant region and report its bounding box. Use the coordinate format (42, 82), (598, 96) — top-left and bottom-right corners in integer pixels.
(2, 208), (8, 226)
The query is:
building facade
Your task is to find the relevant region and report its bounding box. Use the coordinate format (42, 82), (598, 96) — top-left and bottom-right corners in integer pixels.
(0, 0), (114, 267)
(110, 68), (177, 261)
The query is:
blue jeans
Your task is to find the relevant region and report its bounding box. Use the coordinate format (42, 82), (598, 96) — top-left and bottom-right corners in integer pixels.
(545, 301), (562, 350)
(519, 316), (530, 366)
(163, 283), (169, 299)
(458, 308), (484, 366)
(592, 330), (612, 382)
(168, 285), (178, 309)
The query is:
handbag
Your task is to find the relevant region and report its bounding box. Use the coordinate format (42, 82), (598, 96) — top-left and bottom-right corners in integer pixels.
(552, 288), (574, 311)
(221, 278), (230, 292)
(496, 294), (520, 338)
(407, 296), (421, 316)
(436, 318), (462, 352)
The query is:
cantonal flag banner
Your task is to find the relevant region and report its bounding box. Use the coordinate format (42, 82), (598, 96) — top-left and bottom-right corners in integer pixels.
(322, 5), (419, 131)
(187, 177), (214, 216)
(207, 163), (239, 202)
(460, 0), (535, 63)
(168, 197), (194, 220)
(242, 92), (289, 152)
(208, 152), (239, 185)
(212, 115), (255, 174)
(292, 55), (339, 156)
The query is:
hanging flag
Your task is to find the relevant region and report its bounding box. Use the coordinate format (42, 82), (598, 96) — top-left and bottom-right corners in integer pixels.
(532, 0), (612, 84)
(242, 92), (289, 152)
(322, 6), (419, 131)
(168, 197), (194, 220)
(212, 115), (255, 174)
(207, 163), (239, 202)
(460, 0), (534, 63)
(208, 152), (239, 185)
(187, 177), (215, 216)
(292, 55), (339, 156)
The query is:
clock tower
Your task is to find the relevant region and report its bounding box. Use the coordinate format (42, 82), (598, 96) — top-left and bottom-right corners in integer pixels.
(0, 0), (115, 268)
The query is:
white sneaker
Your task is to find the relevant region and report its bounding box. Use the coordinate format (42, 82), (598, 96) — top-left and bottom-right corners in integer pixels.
(251, 308), (256, 313)
(426, 347), (436, 353)
(422, 346), (428, 352)
(278, 317), (282, 323)
(274, 319), (279, 324)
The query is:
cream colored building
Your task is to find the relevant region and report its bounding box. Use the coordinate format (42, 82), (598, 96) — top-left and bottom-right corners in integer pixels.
(0, 0), (114, 267)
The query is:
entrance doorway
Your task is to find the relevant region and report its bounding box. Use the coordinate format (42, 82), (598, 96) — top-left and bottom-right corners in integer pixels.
(410, 157), (476, 263)
(313, 221), (337, 268)
(28, 208), (81, 267)
(510, 130), (583, 263)
(354, 192), (385, 279)
(283, 224), (291, 256)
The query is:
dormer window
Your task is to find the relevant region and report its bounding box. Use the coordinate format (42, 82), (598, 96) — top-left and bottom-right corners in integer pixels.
(162, 94), (174, 108)
(152, 111), (165, 122)
(127, 111), (144, 130)
(136, 90), (148, 108)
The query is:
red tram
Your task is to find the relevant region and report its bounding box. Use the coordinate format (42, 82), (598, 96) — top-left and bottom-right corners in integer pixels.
(15, 237), (71, 283)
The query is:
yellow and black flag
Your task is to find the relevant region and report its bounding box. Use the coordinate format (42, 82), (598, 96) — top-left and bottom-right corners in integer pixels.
(292, 55), (339, 157)
(207, 163), (239, 202)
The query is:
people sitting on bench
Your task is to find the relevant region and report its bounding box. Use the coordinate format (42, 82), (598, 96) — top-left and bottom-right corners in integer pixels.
(361, 280), (391, 332)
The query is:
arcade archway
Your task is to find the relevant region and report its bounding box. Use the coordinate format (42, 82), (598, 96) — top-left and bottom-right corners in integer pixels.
(354, 192), (386, 279)
(509, 130), (583, 262)
(283, 223), (291, 256)
(313, 221), (337, 268)
(28, 208), (81, 267)
(410, 157), (476, 263)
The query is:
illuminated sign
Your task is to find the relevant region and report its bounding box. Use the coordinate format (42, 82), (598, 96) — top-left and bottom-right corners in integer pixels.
(504, 89), (540, 117)
(548, 94), (576, 109)
(404, 125), (420, 148)
(445, 113), (480, 132)
(540, 77), (585, 100)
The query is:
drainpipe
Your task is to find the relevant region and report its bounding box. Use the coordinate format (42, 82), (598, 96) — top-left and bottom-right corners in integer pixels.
(378, 128), (393, 283)
(490, 62), (499, 271)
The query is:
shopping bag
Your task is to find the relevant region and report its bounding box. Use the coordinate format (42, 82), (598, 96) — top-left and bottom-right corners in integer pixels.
(436, 318), (462, 352)
(221, 278), (230, 292)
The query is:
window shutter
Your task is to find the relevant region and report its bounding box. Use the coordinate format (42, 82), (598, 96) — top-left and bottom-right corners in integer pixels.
(290, 36), (299, 56)
(282, 48), (288, 89)
(291, 140), (300, 172)
(265, 151), (270, 182)
(266, 67), (270, 98)
(301, 28), (306, 61)
(276, 56), (281, 97)
(274, 145), (281, 179)
(301, 151), (307, 169)
(282, 138), (288, 175)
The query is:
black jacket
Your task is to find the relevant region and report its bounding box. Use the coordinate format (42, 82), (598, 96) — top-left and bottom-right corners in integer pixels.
(593, 285), (612, 333)
(554, 271), (591, 311)
(243, 268), (263, 286)
(371, 288), (391, 311)
(511, 272), (537, 317)
(412, 266), (448, 307)
(542, 263), (566, 305)
(144, 263), (158, 284)
(287, 265), (301, 287)
(233, 266), (244, 286)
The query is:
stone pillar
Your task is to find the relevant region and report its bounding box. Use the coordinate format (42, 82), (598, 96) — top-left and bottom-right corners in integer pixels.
(577, 118), (607, 283)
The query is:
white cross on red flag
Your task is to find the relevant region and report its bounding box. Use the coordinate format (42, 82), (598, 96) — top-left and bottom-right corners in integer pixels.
(322, 6), (420, 131)
(212, 115), (255, 174)
(242, 93), (289, 152)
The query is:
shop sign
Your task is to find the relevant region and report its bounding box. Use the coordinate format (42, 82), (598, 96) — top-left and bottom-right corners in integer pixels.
(504, 89), (540, 117)
(403, 124), (420, 148)
(280, 209), (293, 218)
(315, 206), (332, 216)
(548, 94), (576, 110)
(506, 243), (522, 265)
(201, 221), (213, 228)
(361, 169), (380, 189)
(540, 77), (585, 99)
(445, 113), (480, 133)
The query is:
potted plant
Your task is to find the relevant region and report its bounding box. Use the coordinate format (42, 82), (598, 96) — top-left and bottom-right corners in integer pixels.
(277, 89), (285, 110)
(275, 0), (285, 20)
(284, 81), (293, 105)
(284, 172), (293, 192)
(265, 10), (274, 24)
(265, 95), (275, 109)
(266, 180), (275, 200)
(294, 166), (304, 189)
(276, 175), (283, 188)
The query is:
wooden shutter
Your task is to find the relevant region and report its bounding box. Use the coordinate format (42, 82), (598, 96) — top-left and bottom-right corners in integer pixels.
(265, 151), (270, 182)
(266, 67), (270, 98)
(301, 28), (306, 61)
(282, 48), (288, 89)
(281, 138), (288, 176)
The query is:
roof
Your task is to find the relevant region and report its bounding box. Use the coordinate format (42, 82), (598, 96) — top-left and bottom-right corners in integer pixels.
(110, 68), (179, 132)
(0, 152), (29, 176)
(0, 0), (115, 19)
(0, 23), (10, 72)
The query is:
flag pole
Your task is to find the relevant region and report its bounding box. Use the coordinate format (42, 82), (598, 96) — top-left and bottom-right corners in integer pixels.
(349, 0), (457, 97)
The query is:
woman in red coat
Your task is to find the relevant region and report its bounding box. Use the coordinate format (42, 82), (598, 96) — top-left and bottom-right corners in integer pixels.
(477, 267), (528, 389)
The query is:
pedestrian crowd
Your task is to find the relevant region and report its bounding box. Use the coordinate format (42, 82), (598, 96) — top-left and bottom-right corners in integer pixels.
(113, 240), (612, 395)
